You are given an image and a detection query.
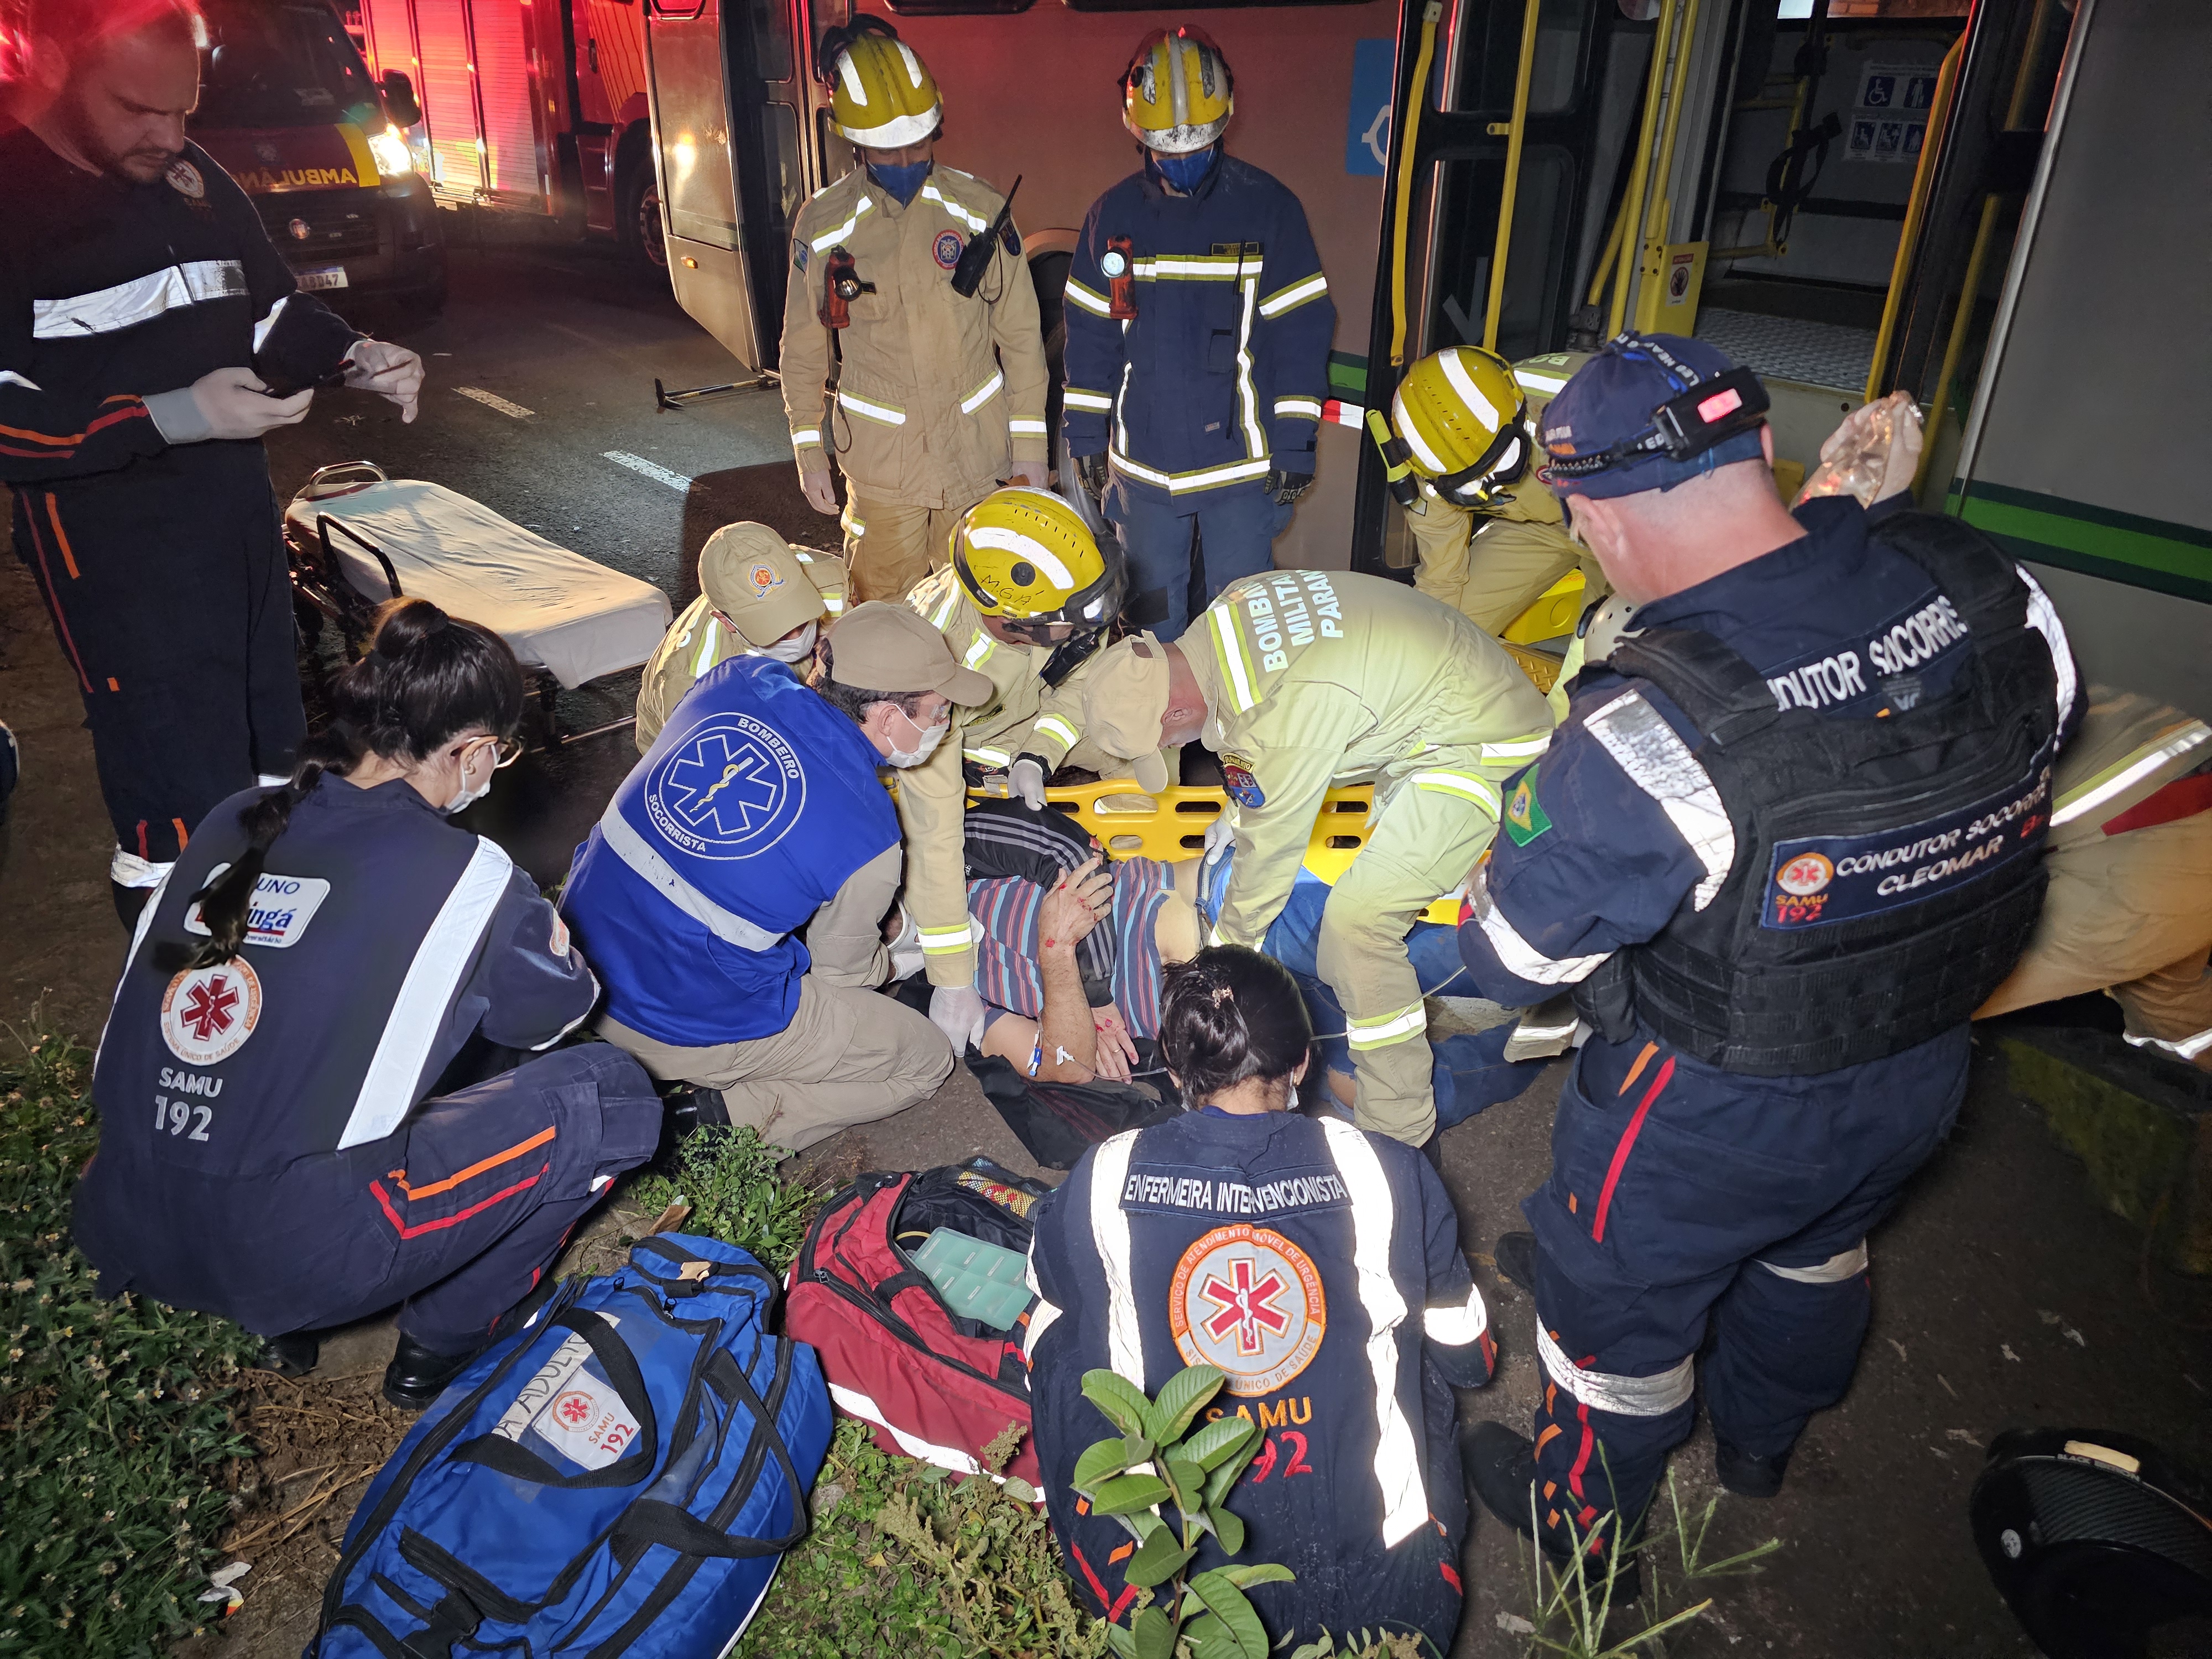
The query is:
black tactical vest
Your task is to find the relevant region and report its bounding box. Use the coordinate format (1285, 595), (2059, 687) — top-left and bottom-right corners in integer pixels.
(1573, 512), (2067, 1075)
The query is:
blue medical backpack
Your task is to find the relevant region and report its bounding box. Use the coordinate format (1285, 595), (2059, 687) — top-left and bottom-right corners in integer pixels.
(309, 1234), (831, 1657)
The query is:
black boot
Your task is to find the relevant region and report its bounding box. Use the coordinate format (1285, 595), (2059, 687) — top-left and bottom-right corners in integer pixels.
(1494, 1230), (1537, 1295)
(252, 1330), (320, 1377)
(382, 1334), (479, 1412)
(384, 1275), (561, 1411)
(1462, 1420), (1642, 1600)
(1714, 1437), (1793, 1499)
(650, 1084), (732, 1173)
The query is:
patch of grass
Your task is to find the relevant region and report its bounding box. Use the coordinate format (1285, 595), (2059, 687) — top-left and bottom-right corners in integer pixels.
(625, 1125), (821, 1274)
(0, 1030), (261, 1658)
(734, 1418), (1108, 1659)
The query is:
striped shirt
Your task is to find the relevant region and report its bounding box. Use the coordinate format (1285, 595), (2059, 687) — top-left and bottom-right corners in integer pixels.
(969, 857), (1173, 1036)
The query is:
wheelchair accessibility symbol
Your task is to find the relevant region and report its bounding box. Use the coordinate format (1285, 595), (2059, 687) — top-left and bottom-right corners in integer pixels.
(646, 714), (806, 859)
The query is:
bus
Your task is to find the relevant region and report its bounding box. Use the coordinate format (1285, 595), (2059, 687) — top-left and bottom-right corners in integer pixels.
(637, 0), (2205, 704)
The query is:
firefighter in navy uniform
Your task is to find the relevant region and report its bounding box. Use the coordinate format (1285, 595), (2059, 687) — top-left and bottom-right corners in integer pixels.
(1452, 335), (2079, 1587)
(1062, 27), (1335, 643)
(1, 0), (424, 919)
(1028, 948), (1493, 1653)
(73, 601), (661, 1412)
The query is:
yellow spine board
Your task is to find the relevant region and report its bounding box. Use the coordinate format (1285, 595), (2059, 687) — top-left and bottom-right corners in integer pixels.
(966, 780), (1462, 925)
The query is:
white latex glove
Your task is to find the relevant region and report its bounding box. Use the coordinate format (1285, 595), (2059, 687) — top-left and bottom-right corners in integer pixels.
(1797, 390), (1924, 508)
(1202, 814), (1235, 862)
(886, 906), (924, 981)
(190, 366), (313, 439)
(343, 338), (424, 423)
(798, 466), (841, 517)
(1009, 756), (1047, 810)
(928, 983), (987, 1052)
(1009, 458), (1050, 489)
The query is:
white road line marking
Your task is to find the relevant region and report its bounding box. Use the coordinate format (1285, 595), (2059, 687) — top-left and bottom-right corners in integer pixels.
(456, 385), (534, 419)
(602, 450), (692, 492)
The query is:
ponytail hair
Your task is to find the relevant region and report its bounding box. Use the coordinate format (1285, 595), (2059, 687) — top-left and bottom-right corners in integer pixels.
(167, 599), (525, 968)
(1157, 946), (1312, 1105)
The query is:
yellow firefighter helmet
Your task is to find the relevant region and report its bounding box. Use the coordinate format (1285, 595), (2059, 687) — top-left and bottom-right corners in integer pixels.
(1120, 27), (1234, 155)
(1389, 345), (1532, 508)
(821, 17), (941, 149)
(952, 488), (1123, 639)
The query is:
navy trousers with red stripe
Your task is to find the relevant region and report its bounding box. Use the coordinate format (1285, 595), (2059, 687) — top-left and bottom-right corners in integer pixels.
(12, 443), (305, 868)
(75, 1044), (661, 1356)
(1518, 1027), (1970, 1555)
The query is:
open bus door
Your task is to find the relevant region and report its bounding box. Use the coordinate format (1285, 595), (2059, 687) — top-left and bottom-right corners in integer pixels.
(1354, 0), (2090, 622)
(642, 0), (812, 372)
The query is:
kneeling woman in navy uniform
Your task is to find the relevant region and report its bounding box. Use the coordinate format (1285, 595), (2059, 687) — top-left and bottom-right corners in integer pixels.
(1027, 948), (1495, 1653)
(74, 599), (661, 1410)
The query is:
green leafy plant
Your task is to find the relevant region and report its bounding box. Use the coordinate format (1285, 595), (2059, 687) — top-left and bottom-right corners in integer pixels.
(0, 1027), (261, 1657)
(1070, 1364), (1292, 1659)
(733, 1416), (1107, 1657)
(624, 1124), (819, 1273)
(1285, 1629), (1426, 1659)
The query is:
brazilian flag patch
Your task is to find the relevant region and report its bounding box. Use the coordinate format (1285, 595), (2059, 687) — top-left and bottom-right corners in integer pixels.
(1503, 766), (1552, 847)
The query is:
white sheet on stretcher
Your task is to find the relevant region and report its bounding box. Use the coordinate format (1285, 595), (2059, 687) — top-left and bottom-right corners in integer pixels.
(286, 479), (671, 689)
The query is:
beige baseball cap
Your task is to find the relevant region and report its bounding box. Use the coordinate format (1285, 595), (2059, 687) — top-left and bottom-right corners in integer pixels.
(827, 601), (994, 705)
(1081, 635), (1173, 792)
(699, 523), (837, 647)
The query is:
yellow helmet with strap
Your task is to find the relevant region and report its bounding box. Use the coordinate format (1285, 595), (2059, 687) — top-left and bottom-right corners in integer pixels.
(1389, 345), (1532, 508)
(821, 17), (941, 148)
(1120, 27), (1233, 155)
(952, 488), (1122, 638)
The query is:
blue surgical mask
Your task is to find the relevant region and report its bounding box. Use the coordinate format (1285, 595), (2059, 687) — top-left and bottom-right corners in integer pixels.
(1151, 146), (1218, 194)
(866, 158), (932, 206)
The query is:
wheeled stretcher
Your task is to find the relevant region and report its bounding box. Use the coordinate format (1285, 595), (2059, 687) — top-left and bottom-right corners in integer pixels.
(283, 462), (673, 740)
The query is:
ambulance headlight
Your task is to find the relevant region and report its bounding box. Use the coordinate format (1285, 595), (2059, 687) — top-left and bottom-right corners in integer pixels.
(367, 125), (412, 179)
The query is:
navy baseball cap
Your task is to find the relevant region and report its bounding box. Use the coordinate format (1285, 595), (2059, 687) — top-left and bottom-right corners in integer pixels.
(1537, 332), (1769, 500)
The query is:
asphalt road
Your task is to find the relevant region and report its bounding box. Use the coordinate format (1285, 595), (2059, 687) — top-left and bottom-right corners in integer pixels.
(265, 227), (834, 883)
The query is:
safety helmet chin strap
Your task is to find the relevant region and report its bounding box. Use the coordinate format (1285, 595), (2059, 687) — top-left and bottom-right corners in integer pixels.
(1434, 420), (1531, 508)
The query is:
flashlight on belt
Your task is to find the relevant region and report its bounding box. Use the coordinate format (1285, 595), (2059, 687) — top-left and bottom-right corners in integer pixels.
(817, 246), (874, 330)
(1103, 235), (1138, 320)
(1366, 409), (1422, 512)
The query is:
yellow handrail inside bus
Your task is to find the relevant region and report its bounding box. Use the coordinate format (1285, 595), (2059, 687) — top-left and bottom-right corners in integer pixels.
(1481, 0), (1545, 351)
(1916, 191), (2002, 498)
(1585, 193), (1629, 311)
(1866, 33), (1965, 403)
(1390, 1), (1444, 368)
(1609, 0), (1681, 337)
(1638, 0), (1704, 284)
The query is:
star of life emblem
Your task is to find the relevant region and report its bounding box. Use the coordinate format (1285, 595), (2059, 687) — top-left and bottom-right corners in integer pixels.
(159, 958), (263, 1066)
(1170, 1224), (1327, 1396)
(644, 713), (806, 860)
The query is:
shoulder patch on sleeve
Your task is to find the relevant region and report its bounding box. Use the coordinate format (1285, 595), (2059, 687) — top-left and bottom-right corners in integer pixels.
(792, 237), (808, 273)
(1222, 753), (1265, 810)
(1502, 766), (1552, 847)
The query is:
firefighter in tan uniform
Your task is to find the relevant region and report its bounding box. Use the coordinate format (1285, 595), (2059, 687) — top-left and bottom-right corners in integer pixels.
(781, 18), (1050, 604)
(1383, 346), (1599, 635)
(900, 490), (1141, 1046)
(634, 524), (845, 751)
(1978, 686), (2212, 1068)
(1081, 570), (1554, 1145)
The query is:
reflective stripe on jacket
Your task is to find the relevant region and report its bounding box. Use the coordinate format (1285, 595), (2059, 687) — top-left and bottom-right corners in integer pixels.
(779, 166), (1048, 509)
(1062, 156), (1333, 497)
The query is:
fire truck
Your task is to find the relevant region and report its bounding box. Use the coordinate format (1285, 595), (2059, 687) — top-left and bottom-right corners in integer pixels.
(350, 0), (670, 268)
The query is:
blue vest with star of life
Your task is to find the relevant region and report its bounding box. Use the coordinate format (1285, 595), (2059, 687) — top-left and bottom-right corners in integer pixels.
(560, 655), (899, 1047)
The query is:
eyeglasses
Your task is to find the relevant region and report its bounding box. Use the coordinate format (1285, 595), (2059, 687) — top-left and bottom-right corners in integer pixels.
(458, 734), (525, 768)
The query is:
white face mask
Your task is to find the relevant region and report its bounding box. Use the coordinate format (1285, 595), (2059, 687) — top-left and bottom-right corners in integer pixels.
(884, 704), (950, 769)
(761, 620), (818, 665)
(443, 740), (495, 815)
